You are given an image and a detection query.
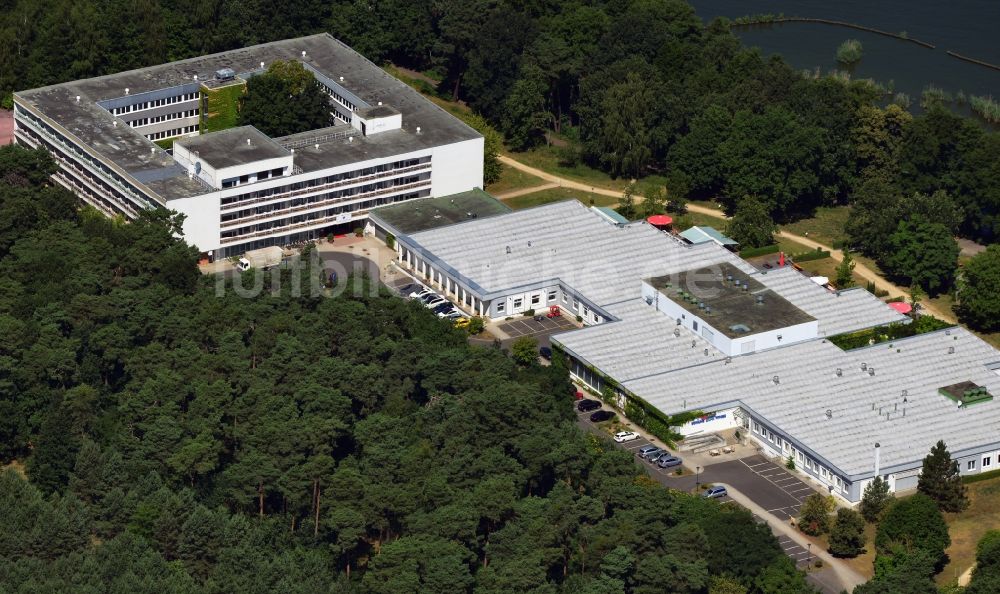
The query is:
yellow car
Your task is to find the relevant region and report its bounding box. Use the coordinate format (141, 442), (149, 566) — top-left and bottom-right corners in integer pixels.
(454, 318), (470, 328)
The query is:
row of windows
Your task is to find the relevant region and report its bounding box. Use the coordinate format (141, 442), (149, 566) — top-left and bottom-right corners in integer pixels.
(145, 125), (198, 141)
(752, 420), (849, 493)
(128, 109), (198, 128)
(16, 105), (153, 209)
(319, 83), (356, 112)
(221, 168), (286, 189)
(221, 175), (426, 223)
(110, 92), (199, 115)
(220, 191), (425, 241)
(219, 157), (429, 207)
(969, 456), (994, 471)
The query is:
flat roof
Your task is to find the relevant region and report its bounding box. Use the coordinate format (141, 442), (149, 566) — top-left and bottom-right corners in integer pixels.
(369, 189), (510, 235)
(14, 33), (480, 202)
(681, 225), (738, 246)
(646, 263), (815, 338)
(404, 200), (752, 305)
(175, 126), (289, 169)
(621, 327), (1000, 477)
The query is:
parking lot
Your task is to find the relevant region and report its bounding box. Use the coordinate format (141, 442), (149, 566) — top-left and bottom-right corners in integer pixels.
(575, 404), (823, 572)
(498, 315), (577, 346)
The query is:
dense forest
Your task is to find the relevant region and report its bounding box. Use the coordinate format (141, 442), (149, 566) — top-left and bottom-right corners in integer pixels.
(2, 0), (998, 246)
(0, 143), (812, 592)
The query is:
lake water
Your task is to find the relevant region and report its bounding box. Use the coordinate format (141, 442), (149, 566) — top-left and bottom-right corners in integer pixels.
(690, 0), (1000, 117)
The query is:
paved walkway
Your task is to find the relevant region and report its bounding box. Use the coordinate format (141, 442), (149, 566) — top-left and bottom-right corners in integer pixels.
(498, 154), (956, 324)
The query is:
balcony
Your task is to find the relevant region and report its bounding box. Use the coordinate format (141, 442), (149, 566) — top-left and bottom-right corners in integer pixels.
(219, 162), (431, 211)
(220, 179), (430, 230)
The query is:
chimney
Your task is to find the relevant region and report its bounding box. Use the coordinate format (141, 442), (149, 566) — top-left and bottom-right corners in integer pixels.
(873, 442), (881, 477)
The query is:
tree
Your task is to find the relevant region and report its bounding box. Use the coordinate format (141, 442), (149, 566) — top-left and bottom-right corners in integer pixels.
(459, 112), (503, 185)
(726, 196), (777, 249)
(502, 62), (549, 151)
(883, 215), (958, 295)
(835, 250), (856, 288)
(618, 182), (638, 221)
(796, 493), (833, 536)
(956, 245), (1000, 332)
(595, 72), (659, 178)
(875, 494), (950, 569)
(238, 60), (331, 137)
(510, 336), (539, 366)
(828, 508), (865, 557)
(917, 440), (968, 512)
(859, 476), (893, 523)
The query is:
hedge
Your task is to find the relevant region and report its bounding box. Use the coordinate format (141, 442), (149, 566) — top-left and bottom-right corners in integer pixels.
(964, 468), (1000, 484)
(791, 248), (831, 262)
(739, 244), (780, 258)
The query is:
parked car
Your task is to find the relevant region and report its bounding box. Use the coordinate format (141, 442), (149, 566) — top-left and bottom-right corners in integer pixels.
(417, 292), (439, 303)
(639, 447), (664, 460)
(430, 302), (452, 313)
(423, 297), (448, 309)
(412, 288), (434, 300)
(577, 399), (601, 412)
(703, 486), (728, 499)
(400, 283), (421, 296)
(657, 455), (682, 468)
(613, 431), (639, 443)
(539, 346), (552, 359)
(648, 450), (672, 463)
(590, 410), (615, 423)
(636, 445), (659, 458)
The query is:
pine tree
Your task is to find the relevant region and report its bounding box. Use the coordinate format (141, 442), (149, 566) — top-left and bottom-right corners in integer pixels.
(917, 440), (968, 512)
(797, 493), (833, 536)
(835, 250), (856, 288)
(860, 476), (894, 522)
(828, 508), (866, 558)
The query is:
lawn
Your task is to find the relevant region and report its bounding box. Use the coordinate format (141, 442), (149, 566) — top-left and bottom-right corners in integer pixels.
(504, 145), (630, 193)
(502, 187), (617, 211)
(781, 206), (852, 248)
(486, 164), (547, 196)
(938, 476), (1000, 585)
(201, 82), (244, 134)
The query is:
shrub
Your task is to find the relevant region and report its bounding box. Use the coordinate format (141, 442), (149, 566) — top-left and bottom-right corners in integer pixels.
(785, 455), (795, 471)
(385, 233), (395, 249)
(828, 508), (866, 558)
(836, 39), (863, 64)
(875, 494), (950, 569)
(510, 336), (539, 366)
(523, 309), (535, 317)
(466, 317), (485, 335)
(798, 494), (834, 536)
(354, 227), (364, 237)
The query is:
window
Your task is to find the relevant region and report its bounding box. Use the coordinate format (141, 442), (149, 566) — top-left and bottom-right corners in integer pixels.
(984, 456), (992, 468)
(572, 299), (579, 310)
(496, 301), (505, 314)
(562, 293), (568, 303)
(513, 298), (523, 309)
(797, 450), (803, 462)
(531, 294), (541, 305)
(693, 320), (699, 331)
(968, 460), (977, 471)
(548, 290), (557, 301)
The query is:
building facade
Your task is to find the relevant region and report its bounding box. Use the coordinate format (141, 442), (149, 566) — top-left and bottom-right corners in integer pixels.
(13, 34), (483, 257)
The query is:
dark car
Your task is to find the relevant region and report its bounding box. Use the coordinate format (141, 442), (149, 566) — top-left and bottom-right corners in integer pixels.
(590, 410), (615, 423)
(399, 283), (420, 295)
(431, 302), (453, 314)
(657, 455), (683, 468)
(539, 346), (552, 359)
(577, 399), (601, 412)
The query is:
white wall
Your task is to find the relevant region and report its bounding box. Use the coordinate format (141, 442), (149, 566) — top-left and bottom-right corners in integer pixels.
(169, 192), (221, 253)
(431, 137), (484, 196)
(677, 408), (739, 436)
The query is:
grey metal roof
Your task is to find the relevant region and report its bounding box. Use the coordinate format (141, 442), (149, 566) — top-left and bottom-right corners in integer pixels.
(681, 225), (738, 246)
(755, 267), (909, 336)
(553, 299), (722, 381)
(407, 200), (752, 305)
(14, 33), (480, 202)
(622, 327), (1000, 477)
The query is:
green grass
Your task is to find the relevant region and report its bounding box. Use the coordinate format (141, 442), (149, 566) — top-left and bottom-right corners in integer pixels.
(673, 210), (728, 231)
(486, 165), (547, 196)
(927, 293), (1000, 349)
(201, 82), (245, 134)
(504, 145), (629, 193)
(503, 187), (617, 210)
(939, 476), (1000, 586)
(777, 206), (852, 248)
(154, 138), (175, 150)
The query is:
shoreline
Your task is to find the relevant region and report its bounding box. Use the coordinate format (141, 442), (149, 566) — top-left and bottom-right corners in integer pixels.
(731, 17), (936, 49)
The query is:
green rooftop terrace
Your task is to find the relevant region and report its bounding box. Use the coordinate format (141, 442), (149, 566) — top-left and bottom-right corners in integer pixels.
(369, 189), (510, 236)
(939, 381), (993, 407)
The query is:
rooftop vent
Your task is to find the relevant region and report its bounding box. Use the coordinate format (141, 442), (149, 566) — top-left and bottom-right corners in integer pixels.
(742, 283), (749, 292)
(939, 381), (992, 407)
(704, 348), (709, 356)
(868, 368), (875, 376)
(901, 389), (908, 401)
(861, 362), (868, 371)
(301, 50), (307, 57)
(772, 375), (780, 385)
(339, 76), (344, 82)
(416, 126), (422, 134)
(825, 409), (833, 419)
(505, 246), (511, 255)
(755, 295), (764, 305)
(948, 346), (955, 354)
(725, 356), (732, 364)
(125, 87), (130, 95)
(835, 368), (842, 377)
(247, 138), (252, 146)
(260, 61), (265, 69)
(214, 68), (235, 81)
(75, 95), (80, 103)
(673, 328), (680, 337)
(691, 340), (696, 348)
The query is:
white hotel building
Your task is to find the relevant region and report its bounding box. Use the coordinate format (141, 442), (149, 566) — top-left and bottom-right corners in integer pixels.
(12, 34), (484, 257)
